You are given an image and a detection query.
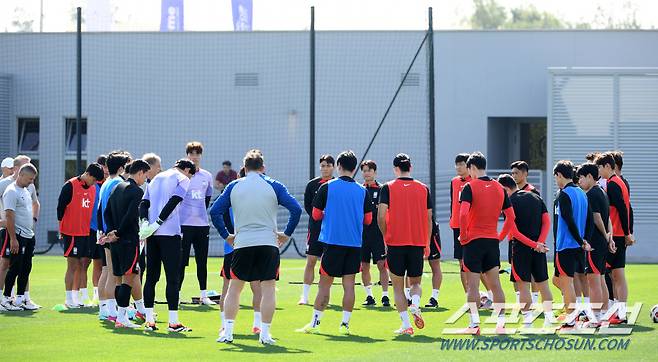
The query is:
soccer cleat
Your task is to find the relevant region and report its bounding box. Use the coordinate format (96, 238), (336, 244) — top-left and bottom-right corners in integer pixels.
(362, 296), (376, 306)
(297, 297), (308, 305)
(200, 297), (217, 306)
(425, 297), (439, 308)
(144, 322), (158, 331)
(408, 305), (425, 329)
(407, 299), (412, 307)
(0, 303), (6, 312)
(168, 323), (192, 332)
(560, 320), (576, 329)
(115, 321), (141, 329)
(98, 312), (109, 321)
(381, 296), (390, 307)
(134, 311), (146, 324)
(394, 327), (414, 336)
(295, 323), (320, 334)
(65, 303), (81, 309)
(216, 330), (233, 343)
(24, 300), (41, 309)
(20, 300), (39, 311)
(608, 315), (627, 325)
(259, 336), (276, 345)
(252, 326), (261, 334)
(339, 322), (350, 335)
(586, 321), (602, 328)
(1, 299), (23, 311)
(107, 315), (117, 323)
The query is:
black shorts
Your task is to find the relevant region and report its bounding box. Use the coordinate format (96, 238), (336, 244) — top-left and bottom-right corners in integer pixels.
(462, 238), (500, 274)
(1, 229), (34, 258)
(320, 244), (361, 278)
(231, 245), (280, 282)
(62, 234), (89, 258)
(510, 242), (548, 283)
(386, 245), (424, 278)
(428, 231), (442, 261)
(181, 225), (210, 266)
(585, 241), (607, 275)
(606, 236), (627, 270)
(306, 222), (324, 257)
(555, 247), (584, 278)
(575, 248), (586, 274)
(221, 252), (233, 279)
(452, 228), (463, 260)
(110, 241), (140, 277)
(88, 229), (103, 260)
(361, 233), (386, 264)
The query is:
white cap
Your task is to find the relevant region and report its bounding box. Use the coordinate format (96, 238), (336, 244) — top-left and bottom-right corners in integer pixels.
(1, 157), (13, 169)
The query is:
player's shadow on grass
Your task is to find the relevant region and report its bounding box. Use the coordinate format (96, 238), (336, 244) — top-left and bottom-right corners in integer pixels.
(0, 310), (37, 318)
(99, 322), (203, 339)
(221, 339), (310, 354)
(316, 333), (386, 343)
(58, 308), (97, 315)
(393, 334), (436, 343)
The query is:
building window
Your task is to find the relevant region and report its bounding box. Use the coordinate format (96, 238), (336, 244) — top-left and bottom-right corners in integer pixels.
(65, 118), (88, 180)
(18, 118), (39, 153)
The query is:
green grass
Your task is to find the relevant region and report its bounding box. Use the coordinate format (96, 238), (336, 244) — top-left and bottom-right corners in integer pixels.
(0, 256), (656, 361)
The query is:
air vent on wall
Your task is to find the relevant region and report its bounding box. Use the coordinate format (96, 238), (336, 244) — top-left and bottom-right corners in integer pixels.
(234, 73), (259, 87)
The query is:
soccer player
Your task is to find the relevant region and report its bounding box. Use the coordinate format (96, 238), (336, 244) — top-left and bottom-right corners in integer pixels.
(378, 153), (432, 335)
(57, 163), (104, 308)
(0, 156), (40, 311)
(611, 151), (633, 236)
(104, 159), (151, 328)
(296, 151), (372, 335)
(0, 157), (12, 179)
(139, 158), (196, 332)
(459, 152), (516, 334)
(96, 151), (131, 321)
(425, 217), (443, 308)
(497, 174), (554, 328)
(218, 167), (263, 334)
(552, 160), (593, 328)
(577, 163), (614, 326)
(86, 155), (109, 304)
(449, 153), (471, 292)
(1, 164), (38, 311)
(211, 150), (301, 345)
(359, 160), (389, 307)
(139, 153), (163, 283)
(299, 154), (335, 305)
(179, 142), (215, 305)
(595, 152), (634, 324)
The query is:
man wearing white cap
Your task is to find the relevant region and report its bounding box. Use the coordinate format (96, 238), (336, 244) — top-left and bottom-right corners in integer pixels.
(0, 158), (13, 179)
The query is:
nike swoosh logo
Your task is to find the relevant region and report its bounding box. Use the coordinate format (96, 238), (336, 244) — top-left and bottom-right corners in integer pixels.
(485, 185), (492, 188)
(403, 184), (411, 187)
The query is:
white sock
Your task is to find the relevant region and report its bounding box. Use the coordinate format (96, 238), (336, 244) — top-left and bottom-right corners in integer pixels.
(99, 300), (108, 315)
(302, 284), (311, 300)
(618, 302), (627, 320)
(515, 291), (520, 304)
(469, 311), (480, 327)
(145, 308), (155, 323)
(80, 288), (89, 302)
(260, 322), (271, 339)
(496, 314), (506, 328)
(93, 287), (99, 300)
(577, 296), (583, 304)
(400, 311), (411, 329)
(220, 311), (225, 329)
(411, 294), (421, 307)
(522, 310), (533, 325)
(364, 284), (373, 297)
(342, 310), (351, 325)
(15, 295), (24, 305)
(134, 299), (146, 314)
(253, 311), (262, 328)
(404, 288), (411, 300)
(382, 290), (389, 298)
(108, 299), (117, 317)
(72, 290), (80, 305)
(543, 300), (555, 324)
(168, 310), (179, 325)
(117, 307), (129, 324)
(487, 290), (494, 301)
(24, 291), (30, 301)
(65, 290), (74, 305)
(431, 289), (439, 300)
(225, 319), (235, 337)
(200, 290), (207, 299)
(584, 297), (590, 304)
(531, 292), (539, 304)
(311, 309), (323, 327)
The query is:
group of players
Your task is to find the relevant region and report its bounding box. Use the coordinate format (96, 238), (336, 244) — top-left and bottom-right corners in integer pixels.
(0, 144), (635, 344)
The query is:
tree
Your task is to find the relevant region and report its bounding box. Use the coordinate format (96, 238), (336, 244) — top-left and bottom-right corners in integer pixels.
(470, 0), (506, 30)
(11, 7), (34, 32)
(503, 5), (565, 29)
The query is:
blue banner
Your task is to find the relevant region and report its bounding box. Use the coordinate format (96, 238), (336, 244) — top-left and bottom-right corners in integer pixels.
(232, 0), (252, 31)
(160, 0), (184, 32)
